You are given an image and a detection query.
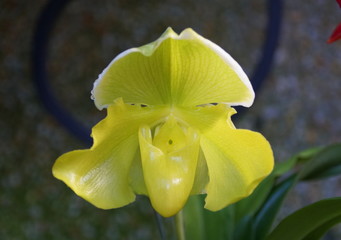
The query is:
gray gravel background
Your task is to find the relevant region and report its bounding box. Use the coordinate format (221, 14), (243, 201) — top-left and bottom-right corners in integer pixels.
(1, 0), (341, 239)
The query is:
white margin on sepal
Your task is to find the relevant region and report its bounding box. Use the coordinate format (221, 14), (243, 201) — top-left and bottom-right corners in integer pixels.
(92, 27), (255, 109)
(180, 28), (255, 107)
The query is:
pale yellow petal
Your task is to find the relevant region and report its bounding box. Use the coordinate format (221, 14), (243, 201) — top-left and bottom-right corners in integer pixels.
(172, 104), (274, 211)
(53, 99), (168, 209)
(201, 120), (274, 211)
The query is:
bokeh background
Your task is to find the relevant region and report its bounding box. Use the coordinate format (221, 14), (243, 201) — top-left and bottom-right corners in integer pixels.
(1, 0), (341, 239)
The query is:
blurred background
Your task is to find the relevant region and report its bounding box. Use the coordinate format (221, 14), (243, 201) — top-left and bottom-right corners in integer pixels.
(1, 0), (341, 239)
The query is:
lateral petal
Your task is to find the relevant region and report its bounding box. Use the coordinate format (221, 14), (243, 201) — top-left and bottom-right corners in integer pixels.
(200, 119), (274, 211)
(173, 104), (273, 211)
(52, 98), (168, 209)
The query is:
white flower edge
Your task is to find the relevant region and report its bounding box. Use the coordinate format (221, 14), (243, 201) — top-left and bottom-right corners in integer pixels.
(92, 27), (255, 110)
(183, 29), (255, 108)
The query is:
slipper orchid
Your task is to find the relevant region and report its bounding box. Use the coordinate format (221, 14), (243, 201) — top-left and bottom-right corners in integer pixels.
(53, 28), (274, 217)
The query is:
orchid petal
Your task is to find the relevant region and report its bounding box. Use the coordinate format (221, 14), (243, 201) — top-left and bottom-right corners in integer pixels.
(337, 0), (341, 8)
(328, 23), (341, 43)
(190, 149), (209, 195)
(201, 119), (274, 211)
(92, 28), (254, 109)
(52, 98), (168, 209)
(201, 128), (273, 211)
(173, 104), (274, 211)
(129, 149), (148, 195)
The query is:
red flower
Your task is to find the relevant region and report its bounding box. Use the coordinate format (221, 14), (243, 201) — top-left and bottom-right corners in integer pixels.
(328, 23), (341, 43)
(327, 0), (341, 43)
(337, 0), (341, 8)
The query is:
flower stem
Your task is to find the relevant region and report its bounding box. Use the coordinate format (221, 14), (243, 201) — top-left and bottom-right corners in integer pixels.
(153, 210), (166, 240)
(175, 210), (186, 240)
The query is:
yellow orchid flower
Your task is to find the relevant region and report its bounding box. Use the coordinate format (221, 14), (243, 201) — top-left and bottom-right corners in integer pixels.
(53, 28), (274, 217)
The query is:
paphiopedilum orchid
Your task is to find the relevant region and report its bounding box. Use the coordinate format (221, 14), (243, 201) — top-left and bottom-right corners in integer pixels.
(53, 28), (274, 217)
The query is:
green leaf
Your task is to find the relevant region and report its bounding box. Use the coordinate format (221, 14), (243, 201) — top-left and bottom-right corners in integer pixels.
(299, 143), (341, 180)
(272, 156), (297, 176)
(253, 174), (297, 240)
(233, 215), (254, 240)
(266, 198), (341, 240)
(234, 175), (275, 222)
(231, 175), (275, 240)
(202, 206), (235, 240)
(302, 215), (341, 240)
(273, 146), (323, 176)
(183, 195), (234, 240)
(183, 195), (205, 240)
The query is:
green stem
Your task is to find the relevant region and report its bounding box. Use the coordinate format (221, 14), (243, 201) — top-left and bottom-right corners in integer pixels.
(175, 210), (186, 240)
